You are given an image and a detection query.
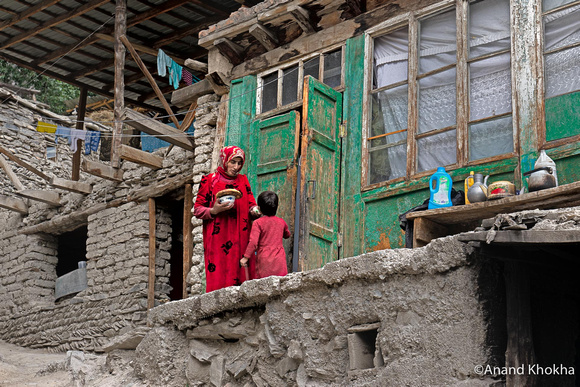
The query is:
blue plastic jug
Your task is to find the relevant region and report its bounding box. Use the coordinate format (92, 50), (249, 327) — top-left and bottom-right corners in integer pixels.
(428, 167), (452, 209)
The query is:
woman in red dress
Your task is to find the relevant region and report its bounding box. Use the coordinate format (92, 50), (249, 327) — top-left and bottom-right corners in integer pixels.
(193, 146), (260, 292)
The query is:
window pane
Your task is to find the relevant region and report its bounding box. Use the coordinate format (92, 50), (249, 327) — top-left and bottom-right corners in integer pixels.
(546, 90), (580, 141)
(418, 68), (456, 133)
(370, 85), (408, 139)
(304, 56), (320, 80)
(545, 45), (580, 98)
(282, 66), (299, 106)
(261, 72), (278, 113)
(469, 115), (513, 161)
(417, 129), (457, 172)
(419, 9), (456, 74)
(543, 4), (580, 52)
(373, 27), (408, 88)
(323, 49), (342, 88)
(469, 0), (511, 58)
(469, 52), (512, 121)
(369, 145), (407, 183)
(543, 0), (577, 12)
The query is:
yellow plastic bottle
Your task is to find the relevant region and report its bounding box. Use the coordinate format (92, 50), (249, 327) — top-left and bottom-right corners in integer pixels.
(464, 171), (475, 204)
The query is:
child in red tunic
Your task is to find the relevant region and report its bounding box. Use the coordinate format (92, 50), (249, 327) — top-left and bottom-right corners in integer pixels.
(240, 191), (290, 279)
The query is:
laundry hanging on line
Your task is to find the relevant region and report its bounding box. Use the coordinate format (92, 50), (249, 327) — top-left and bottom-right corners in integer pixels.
(36, 122), (101, 155)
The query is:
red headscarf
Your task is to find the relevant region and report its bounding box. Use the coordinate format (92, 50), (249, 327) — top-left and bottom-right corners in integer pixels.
(219, 146), (245, 169)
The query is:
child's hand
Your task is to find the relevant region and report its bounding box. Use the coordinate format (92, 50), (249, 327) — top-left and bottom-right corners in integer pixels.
(240, 256), (249, 267)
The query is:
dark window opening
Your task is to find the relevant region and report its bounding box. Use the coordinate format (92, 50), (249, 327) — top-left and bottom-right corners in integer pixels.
(347, 323), (383, 370)
(56, 226), (87, 277)
(168, 199), (184, 301)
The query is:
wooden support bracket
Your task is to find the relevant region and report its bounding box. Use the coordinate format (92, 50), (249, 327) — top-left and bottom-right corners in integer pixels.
(205, 72), (230, 96)
(288, 5), (316, 34)
(214, 37), (244, 66)
(0, 154), (24, 190)
(120, 145), (163, 169)
(171, 78), (213, 108)
(15, 189), (60, 206)
(81, 159), (124, 182)
(50, 177), (93, 194)
(124, 109), (194, 151)
(184, 58), (208, 73)
(412, 217), (449, 248)
(249, 23), (279, 51)
(0, 195), (28, 214)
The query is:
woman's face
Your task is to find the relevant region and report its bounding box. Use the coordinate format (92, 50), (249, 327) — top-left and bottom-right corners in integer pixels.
(225, 157), (243, 177)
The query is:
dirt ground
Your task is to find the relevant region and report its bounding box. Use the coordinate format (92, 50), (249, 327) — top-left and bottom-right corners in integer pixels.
(0, 339), (143, 387)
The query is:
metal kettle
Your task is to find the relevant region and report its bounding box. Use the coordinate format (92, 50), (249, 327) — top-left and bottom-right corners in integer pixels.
(524, 150), (558, 192)
(467, 173), (489, 203)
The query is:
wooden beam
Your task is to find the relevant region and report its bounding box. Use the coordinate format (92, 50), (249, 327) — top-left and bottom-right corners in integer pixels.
(50, 177), (93, 194)
(15, 189), (60, 206)
(249, 23), (279, 51)
(457, 230), (580, 244)
(214, 38), (244, 66)
(0, 154), (25, 191)
(165, 102), (197, 156)
(184, 58), (208, 73)
(148, 198), (156, 310)
(127, 172), (194, 202)
(81, 159), (124, 182)
(0, 195), (28, 214)
(120, 35), (180, 128)
(120, 145), (163, 169)
(205, 72), (230, 96)
(412, 217), (449, 248)
(111, 0), (126, 169)
(170, 78), (213, 108)
(72, 87), (88, 181)
(124, 109), (194, 151)
(288, 5), (316, 35)
(183, 183), (193, 299)
(0, 145), (50, 181)
(96, 33), (182, 66)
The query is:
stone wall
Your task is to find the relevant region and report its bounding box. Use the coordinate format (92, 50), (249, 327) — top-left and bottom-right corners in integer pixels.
(0, 88), (220, 350)
(142, 237), (506, 386)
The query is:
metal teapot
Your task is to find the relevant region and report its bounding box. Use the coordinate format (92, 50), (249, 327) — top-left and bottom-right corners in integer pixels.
(467, 173), (489, 203)
(523, 166), (557, 192)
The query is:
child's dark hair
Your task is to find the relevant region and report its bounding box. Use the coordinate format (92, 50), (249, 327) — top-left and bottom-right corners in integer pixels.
(258, 191), (278, 216)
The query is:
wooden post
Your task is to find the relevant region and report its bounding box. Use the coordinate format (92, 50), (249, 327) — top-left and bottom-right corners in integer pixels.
(504, 260), (537, 387)
(111, 0), (126, 168)
(183, 183), (193, 299)
(148, 198), (156, 310)
(72, 87), (87, 181)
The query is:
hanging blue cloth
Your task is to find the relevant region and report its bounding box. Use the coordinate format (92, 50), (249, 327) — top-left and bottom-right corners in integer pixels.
(84, 131), (101, 155)
(168, 60), (183, 89)
(157, 49), (171, 77)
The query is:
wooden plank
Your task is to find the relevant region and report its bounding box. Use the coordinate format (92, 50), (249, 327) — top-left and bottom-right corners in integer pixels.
(249, 23), (279, 50)
(15, 189), (60, 206)
(0, 145), (50, 181)
(183, 183), (193, 299)
(205, 72), (230, 96)
(120, 144), (163, 169)
(406, 181), (580, 225)
(148, 198), (156, 310)
(124, 109), (194, 151)
(50, 176), (93, 194)
(412, 217), (449, 248)
(184, 58), (208, 73)
(458, 230), (580, 244)
(0, 195), (28, 214)
(0, 154), (25, 190)
(81, 159), (124, 182)
(214, 37), (244, 66)
(288, 5), (316, 34)
(128, 172), (194, 202)
(120, 35), (180, 128)
(171, 78), (213, 108)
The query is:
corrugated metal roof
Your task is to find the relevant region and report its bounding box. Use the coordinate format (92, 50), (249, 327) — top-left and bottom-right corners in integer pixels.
(0, 0), (246, 112)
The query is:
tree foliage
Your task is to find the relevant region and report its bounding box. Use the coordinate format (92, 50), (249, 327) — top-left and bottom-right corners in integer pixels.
(0, 60), (80, 114)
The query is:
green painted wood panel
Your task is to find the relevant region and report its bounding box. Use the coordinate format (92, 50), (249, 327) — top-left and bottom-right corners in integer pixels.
(341, 34), (366, 259)
(249, 111), (300, 269)
(545, 91), (580, 142)
(300, 76), (342, 271)
(226, 76), (256, 157)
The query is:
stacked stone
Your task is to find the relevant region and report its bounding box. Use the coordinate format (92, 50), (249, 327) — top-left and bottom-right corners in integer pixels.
(188, 93), (220, 296)
(154, 207), (172, 301)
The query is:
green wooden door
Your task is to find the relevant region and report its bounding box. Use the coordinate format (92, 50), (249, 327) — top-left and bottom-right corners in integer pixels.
(249, 111), (300, 270)
(299, 76), (343, 271)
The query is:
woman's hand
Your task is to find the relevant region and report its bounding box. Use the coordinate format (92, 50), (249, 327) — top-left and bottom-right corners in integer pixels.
(250, 206), (262, 219)
(210, 200), (234, 215)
